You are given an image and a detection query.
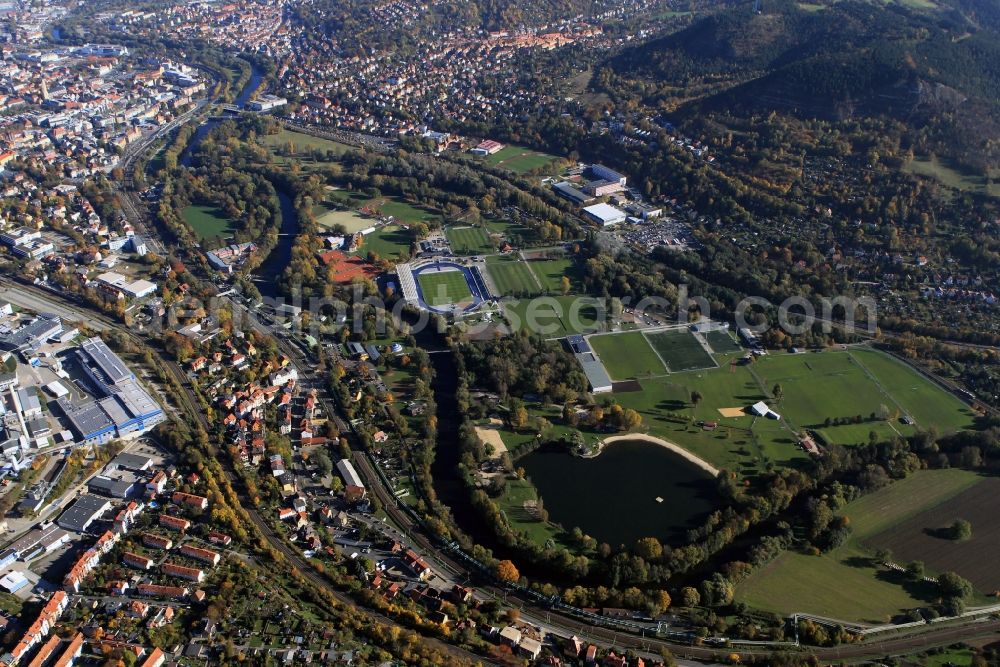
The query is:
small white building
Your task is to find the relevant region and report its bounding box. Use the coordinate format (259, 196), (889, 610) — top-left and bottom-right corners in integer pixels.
(750, 401), (781, 420)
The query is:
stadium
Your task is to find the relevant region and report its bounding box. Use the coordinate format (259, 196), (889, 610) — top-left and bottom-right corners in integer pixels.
(396, 259), (493, 315)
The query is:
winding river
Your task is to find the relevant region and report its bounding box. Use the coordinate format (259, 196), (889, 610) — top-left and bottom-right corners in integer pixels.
(179, 64), (296, 299)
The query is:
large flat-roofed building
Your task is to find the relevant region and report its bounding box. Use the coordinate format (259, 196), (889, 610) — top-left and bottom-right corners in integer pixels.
(79, 337), (133, 388)
(247, 94), (287, 111)
(582, 203), (627, 227)
(336, 459), (364, 489)
(88, 472), (137, 498)
(583, 179), (626, 197)
(0, 313), (62, 353)
(58, 399), (116, 446)
(57, 494), (112, 532)
(62, 338), (164, 445)
(575, 351), (613, 394)
(552, 181), (595, 206)
(589, 164), (627, 186)
(108, 453), (153, 472)
(95, 272), (157, 300)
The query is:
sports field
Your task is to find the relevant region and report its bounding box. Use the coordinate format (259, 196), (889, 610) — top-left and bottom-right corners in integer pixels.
(182, 204), (234, 242)
(446, 226), (492, 255)
(417, 270), (473, 306)
(705, 329), (741, 353)
(356, 225), (413, 260)
(486, 255), (540, 296)
(483, 145), (560, 174)
(646, 330), (717, 372)
(737, 469), (984, 621)
(376, 199), (440, 225)
(528, 257), (580, 294)
(597, 348), (974, 475)
(313, 206), (371, 232)
(850, 348), (975, 432)
(504, 296), (601, 337)
(752, 350), (976, 439)
(590, 331), (666, 380)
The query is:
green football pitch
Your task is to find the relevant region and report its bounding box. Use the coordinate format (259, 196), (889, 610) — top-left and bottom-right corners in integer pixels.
(417, 270), (473, 306)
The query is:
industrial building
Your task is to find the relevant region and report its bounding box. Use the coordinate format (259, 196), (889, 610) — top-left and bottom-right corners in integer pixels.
(0, 314), (62, 354)
(57, 494), (112, 532)
(58, 337), (164, 446)
(589, 164), (627, 186)
(582, 203), (628, 227)
(552, 181), (595, 205)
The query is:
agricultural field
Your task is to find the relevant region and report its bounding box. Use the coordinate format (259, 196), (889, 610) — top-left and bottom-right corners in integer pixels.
(446, 226), (493, 255)
(482, 145), (561, 174)
(486, 255), (540, 296)
(504, 295), (602, 337)
(866, 476), (1000, 593)
(705, 329), (741, 353)
(182, 204), (234, 242)
(589, 331), (666, 380)
(355, 225), (413, 260)
(417, 270), (473, 306)
(737, 469), (984, 621)
(527, 256), (581, 294)
(646, 330), (717, 372)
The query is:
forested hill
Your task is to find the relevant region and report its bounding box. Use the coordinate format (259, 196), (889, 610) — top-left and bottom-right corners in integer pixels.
(601, 0), (1000, 131)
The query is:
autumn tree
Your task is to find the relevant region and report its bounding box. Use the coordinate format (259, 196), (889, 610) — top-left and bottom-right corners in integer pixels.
(496, 559), (520, 583)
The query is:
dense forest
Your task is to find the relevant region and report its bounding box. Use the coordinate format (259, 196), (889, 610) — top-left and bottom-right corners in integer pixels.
(600, 0), (1000, 170)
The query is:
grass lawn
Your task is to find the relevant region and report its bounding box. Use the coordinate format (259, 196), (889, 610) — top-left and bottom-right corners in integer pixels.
(589, 331), (666, 380)
(737, 469), (982, 621)
(917, 648), (974, 667)
(314, 206), (372, 233)
(903, 155), (999, 198)
(446, 226), (493, 255)
(485, 218), (538, 243)
(486, 255), (540, 295)
(755, 352), (890, 433)
(182, 204), (234, 242)
(497, 477), (572, 547)
(504, 295), (603, 337)
(259, 128), (353, 158)
(355, 225), (412, 260)
(370, 198), (440, 225)
(849, 348), (976, 433)
(527, 257), (581, 294)
(705, 329), (741, 354)
(417, 270), (472, 306)
(483, 145), (561, 174)
(646, 329), (717, 372)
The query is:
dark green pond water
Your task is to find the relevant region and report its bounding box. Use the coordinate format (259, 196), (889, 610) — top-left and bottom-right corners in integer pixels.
(520, 439), (720, 547)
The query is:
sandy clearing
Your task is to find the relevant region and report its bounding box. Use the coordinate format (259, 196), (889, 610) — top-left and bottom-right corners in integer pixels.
(718, 407), (746, 418)
(475, 419), (509, 458)
(601, 433), (721, 477)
